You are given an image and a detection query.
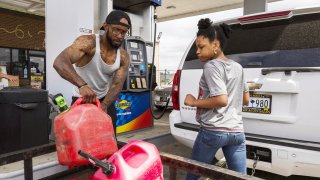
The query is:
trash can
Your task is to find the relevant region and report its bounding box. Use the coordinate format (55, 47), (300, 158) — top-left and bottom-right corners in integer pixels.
(0, 87), (49, 154)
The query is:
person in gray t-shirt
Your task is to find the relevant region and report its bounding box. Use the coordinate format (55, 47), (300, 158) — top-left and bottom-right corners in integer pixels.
(185, 18), (249, 179)
(196, 59), (248, 131)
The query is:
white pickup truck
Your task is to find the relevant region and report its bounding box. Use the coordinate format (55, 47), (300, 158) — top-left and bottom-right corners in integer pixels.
(169, 7), (320, 177)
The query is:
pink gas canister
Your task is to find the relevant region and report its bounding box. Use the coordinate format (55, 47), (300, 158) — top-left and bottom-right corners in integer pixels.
(93, 140), (163, 180)
(54, 98), (118, 167)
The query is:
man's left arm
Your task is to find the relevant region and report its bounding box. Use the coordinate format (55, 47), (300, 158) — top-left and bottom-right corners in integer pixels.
(102, 49), (130, 110)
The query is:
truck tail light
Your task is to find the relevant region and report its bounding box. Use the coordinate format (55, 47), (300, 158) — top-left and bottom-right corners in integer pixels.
(171, 70), (181, 110)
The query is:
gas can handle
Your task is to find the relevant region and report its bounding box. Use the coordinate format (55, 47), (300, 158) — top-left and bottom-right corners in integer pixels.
(72, 97), (101, 109)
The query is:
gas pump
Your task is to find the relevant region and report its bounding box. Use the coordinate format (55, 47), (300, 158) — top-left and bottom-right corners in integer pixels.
(124, 37), (149, 91)
(114, 36), (152, 134)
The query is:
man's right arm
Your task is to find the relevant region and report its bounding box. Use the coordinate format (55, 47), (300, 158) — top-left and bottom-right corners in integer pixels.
(53, 35), (94, 88)
(53, 35), (98, 103)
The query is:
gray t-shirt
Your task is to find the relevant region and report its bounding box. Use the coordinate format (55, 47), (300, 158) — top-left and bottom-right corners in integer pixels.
(196, 59), (248, 132)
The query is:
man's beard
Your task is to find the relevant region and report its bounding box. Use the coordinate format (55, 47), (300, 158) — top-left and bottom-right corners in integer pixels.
(106, 31), (122, 49)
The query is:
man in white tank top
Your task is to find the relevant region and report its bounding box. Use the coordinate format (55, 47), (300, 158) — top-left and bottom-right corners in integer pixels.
(53, 10), (131, 134)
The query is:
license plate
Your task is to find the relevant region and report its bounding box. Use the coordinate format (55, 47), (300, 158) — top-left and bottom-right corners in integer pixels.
(155, 101), (164, 105)
(160, 97), (167, 102)
(155, 96), (160, 101)
(242, 93), (272, 114)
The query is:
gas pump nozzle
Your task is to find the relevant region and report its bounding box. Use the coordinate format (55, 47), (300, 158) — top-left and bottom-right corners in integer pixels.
(51, 93), (69, 113)
(78, 150), (114, 176)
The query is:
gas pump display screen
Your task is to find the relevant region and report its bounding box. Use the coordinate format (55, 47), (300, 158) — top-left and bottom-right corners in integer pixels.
(131, 51), (140, 62)
(130, 42), (139, 49)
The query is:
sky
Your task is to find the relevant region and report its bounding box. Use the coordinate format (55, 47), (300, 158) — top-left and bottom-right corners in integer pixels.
(157, 0), (320, 71)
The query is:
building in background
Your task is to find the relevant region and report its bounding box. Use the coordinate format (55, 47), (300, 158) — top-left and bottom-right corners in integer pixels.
(0, 8), (45, 89)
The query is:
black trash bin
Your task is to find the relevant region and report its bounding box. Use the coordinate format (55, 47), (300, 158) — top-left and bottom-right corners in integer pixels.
(0, 87), (49, 154)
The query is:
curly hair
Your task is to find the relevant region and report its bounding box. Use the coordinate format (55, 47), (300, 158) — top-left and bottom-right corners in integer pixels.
(197, 18), (232, 50)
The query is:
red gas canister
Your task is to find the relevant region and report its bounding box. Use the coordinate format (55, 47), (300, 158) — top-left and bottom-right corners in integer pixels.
(93, 140), (163, 180)
(54, 98), (117, 166)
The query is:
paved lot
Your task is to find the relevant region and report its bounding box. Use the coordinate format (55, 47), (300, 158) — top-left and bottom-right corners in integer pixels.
(117, 108), (172, 143)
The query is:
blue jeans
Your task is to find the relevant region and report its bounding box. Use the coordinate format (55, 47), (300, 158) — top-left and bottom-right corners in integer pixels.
(186, 128), (247, 180)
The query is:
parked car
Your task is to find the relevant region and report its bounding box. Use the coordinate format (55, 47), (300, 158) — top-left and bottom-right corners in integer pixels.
(170, 7), (320, 178)
(153, 82), (173, 110)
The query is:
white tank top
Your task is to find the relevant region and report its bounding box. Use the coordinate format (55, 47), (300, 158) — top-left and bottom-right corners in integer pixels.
(73, 34), (121, 99)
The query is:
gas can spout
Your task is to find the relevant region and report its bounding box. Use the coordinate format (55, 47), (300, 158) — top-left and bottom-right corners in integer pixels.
(78, 150), (114, 176)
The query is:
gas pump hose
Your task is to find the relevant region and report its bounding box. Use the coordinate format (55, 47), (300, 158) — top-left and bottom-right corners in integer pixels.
(150, 7), (171, 120)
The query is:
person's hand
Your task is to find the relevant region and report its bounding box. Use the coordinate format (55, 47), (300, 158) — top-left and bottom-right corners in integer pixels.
(5, 75), (18, 82)
(79, 85), (96, 104)
(184, 94), (196, 107)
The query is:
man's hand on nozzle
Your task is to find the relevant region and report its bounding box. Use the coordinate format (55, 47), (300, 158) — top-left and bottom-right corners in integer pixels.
(79, 85), (96, 103)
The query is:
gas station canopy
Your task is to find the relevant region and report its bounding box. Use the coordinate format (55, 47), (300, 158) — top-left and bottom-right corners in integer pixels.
(0, 0), (275, 21)
(156, 0), (243, 22)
